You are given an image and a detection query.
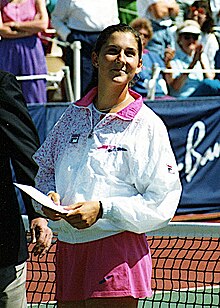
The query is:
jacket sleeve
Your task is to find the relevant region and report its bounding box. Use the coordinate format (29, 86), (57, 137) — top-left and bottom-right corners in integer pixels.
(101, 115), (182, 233)
(0, 71), (41, 221)
(32, 119), (59, 214)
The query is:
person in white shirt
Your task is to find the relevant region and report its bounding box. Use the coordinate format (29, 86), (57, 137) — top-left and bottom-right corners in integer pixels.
(165, 19), (220, 97)
(136, 0), (179, 59)
(33, 24), (181, 307)
(185, 0), (219, 69)
(51, 0), (120, 96)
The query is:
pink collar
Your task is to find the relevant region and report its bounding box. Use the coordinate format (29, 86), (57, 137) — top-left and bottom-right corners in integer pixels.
(75, 87), (143, 120)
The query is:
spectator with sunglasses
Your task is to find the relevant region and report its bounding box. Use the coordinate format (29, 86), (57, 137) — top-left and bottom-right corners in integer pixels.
(165, 19), (220, 97)
(185, 1), (219, 70)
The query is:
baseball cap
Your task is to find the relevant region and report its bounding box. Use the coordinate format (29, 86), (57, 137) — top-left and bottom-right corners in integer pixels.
(177, 20), (201, 35)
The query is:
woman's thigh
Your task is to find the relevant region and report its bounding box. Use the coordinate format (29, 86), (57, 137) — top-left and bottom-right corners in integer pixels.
(58, 297), (138, 308)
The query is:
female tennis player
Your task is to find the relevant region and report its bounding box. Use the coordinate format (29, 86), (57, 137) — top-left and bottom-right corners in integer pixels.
(33, 24), (182, 308)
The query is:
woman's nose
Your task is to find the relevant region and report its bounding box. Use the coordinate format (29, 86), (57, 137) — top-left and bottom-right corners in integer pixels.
(116, 51), (126, 63)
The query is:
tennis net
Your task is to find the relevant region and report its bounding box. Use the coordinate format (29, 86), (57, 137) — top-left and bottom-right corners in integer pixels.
(26, 222), (220, 307)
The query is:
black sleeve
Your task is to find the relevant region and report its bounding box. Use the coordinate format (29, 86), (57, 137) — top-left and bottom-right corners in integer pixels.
(0, 70), (42, 221)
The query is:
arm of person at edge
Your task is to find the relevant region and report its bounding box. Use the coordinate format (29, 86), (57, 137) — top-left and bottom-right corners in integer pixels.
(147, 0), (179, 20)
(0, 71), (52, 256)
(34, 109), (182, 234)
(0, 0), (48, 39)
(50, 0), (72, 41)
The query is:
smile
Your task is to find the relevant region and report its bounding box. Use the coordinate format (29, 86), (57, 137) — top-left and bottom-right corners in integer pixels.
(112, 68), (127, 74)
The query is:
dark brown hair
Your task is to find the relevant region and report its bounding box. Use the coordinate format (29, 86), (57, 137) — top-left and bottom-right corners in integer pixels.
(94, 23), (142, 60)
(85, 23), (142, 93)
(185, 0), (214, 33)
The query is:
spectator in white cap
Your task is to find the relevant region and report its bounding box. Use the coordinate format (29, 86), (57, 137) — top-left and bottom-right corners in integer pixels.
(185, 1), (219, 70)
(164, 20), (220, 97)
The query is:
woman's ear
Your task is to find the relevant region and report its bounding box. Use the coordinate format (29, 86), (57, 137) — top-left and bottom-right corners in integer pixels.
(135, 59), (143, 74)
(91, 51), (99, 68)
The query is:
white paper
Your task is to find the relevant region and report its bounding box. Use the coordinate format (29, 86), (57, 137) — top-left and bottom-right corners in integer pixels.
(14, 183), (68, 214)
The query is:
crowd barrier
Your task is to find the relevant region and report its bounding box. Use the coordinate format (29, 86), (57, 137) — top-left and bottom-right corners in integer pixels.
(27, 96), (220, 215)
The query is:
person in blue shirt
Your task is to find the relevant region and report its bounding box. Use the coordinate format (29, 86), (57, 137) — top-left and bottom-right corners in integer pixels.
(136, 0), (179, 59)
(130, 17), (173, 99)
(165, 19), (220, 97)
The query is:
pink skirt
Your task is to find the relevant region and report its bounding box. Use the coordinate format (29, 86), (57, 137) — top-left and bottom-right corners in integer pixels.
(55, 231), (152, 301)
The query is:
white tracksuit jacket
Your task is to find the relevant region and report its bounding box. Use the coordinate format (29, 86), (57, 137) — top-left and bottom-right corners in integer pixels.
(33, 87), (182, 244)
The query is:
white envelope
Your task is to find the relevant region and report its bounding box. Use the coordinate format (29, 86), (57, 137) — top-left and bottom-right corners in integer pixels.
(14, 183), (68, 214)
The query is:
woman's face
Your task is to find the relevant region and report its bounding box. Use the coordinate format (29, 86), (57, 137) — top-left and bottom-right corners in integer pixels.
(92, 31), (142, 86)
(138, 27), (151, 51)
(187, 6), (207, 27)
(178, 33), (199, 55)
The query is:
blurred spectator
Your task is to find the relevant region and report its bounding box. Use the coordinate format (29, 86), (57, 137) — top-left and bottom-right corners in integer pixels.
(175, 1), (194, 24)
(0, 0), (48, 104)
(51, 0), (120, 96)
(137, 0), (179, 59)
(165, 20), (220, 97)
(185, 1), (219, 69)
(130, 17), (171, 99)
(118, 0), (138, 24)
(215, 49), (220, 80)
(41, 1), (58, 55)
(210, 0), (220, 26)
(46, 0), (57, 16)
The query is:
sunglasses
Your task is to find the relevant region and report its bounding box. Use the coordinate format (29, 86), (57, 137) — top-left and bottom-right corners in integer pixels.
(190, 6), (206, 14)
(182, 33), (199, 40)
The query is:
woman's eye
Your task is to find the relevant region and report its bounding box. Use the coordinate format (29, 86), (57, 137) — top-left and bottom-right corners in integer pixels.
(107, 48), (118, 54)
(105, 47), (136, 57)
(126, 50), (136, 57)
(128, 52), (135, 56)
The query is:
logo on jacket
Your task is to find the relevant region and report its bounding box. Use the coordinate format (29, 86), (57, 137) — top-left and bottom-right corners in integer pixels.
(97, 145), (127, 152)
(70, 134), (80, 143)
(167, 164), (175, 174)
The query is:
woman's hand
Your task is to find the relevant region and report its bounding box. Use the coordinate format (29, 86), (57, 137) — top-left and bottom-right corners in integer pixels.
(193, 44), (215, 79)
(164, 46), (175, 66)
(192, 44), (203, 64)
(149, 1), (179, 19)
(42, 191), (62, 221)
(0, 0), (48, 38)
(4, 21), (20, 30)
(62, 201), (102, 229)
(0, 22), (29, 38)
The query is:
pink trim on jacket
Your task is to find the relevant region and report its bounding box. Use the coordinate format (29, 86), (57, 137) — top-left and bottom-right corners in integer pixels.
(74, 87), (144, 120)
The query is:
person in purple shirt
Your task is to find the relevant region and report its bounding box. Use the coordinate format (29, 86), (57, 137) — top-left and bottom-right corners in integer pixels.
(0, 0), (48, 104)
